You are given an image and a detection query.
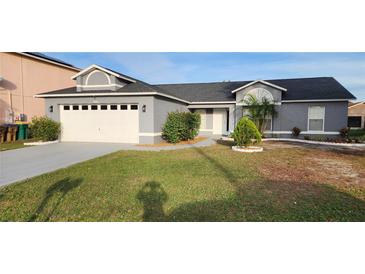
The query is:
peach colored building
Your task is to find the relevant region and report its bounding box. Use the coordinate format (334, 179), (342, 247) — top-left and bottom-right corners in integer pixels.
(348, 101), (365, 128)
(0, 52), (79, 123)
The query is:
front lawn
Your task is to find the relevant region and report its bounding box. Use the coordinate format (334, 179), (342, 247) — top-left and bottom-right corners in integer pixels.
(0, 142), (364, 221)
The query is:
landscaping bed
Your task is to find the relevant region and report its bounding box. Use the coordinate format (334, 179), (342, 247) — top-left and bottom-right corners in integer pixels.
(137, 136), (207, 147)
(0, 142), (364, 221)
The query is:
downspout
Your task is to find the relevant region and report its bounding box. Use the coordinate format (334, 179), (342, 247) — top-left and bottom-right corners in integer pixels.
(20, 56), (25, 114)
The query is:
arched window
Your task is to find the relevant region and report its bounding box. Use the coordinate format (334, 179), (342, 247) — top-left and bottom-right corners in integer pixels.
(244, 88), (274, 103)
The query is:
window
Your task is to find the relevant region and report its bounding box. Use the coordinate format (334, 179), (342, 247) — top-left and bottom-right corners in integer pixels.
(131, 105), (138, 110)
(91, 105), (98, 110)
(348, 116), (362, 128)
(120, 105), (128, 110)
(63, 105), (70, 110)
(308, 106), (325, 131)
(100, 105), (108, 110)
(110, 105), (118, 110)
(82, 105), (88, 110)
(73, 105), (79, 110)
(264, 118), (272, 131)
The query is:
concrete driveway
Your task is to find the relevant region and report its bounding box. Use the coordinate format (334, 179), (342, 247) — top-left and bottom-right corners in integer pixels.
(0, 142), (129, 186)
(0, 138), (216, 187)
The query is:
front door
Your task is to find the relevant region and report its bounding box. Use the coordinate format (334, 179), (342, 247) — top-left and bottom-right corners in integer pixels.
(213, 109), (227, 135)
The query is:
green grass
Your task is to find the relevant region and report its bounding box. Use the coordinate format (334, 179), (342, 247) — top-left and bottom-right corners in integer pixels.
(0, 139), (33, 151)
(0, 144), (364, 221)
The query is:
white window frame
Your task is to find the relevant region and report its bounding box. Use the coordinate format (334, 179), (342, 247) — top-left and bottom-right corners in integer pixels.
(307, 105), (325, 132)
(264, 117), (273, 131)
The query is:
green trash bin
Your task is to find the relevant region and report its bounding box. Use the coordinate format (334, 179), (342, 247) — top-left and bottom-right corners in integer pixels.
(17, 124), (29, 140)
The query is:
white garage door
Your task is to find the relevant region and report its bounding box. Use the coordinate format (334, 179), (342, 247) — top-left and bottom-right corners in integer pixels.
(60, 104), (139, 143)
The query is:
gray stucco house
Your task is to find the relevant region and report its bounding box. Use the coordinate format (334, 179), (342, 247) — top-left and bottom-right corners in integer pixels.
(36, 64), (356, 144)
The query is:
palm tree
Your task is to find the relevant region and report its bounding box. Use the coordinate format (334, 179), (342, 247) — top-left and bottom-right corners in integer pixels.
(241, 94), (277, 134)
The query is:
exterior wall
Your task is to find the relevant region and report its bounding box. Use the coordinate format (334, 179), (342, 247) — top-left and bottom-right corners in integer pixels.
(44, 96), (155, 143)
(234, 101), (348, 136)
(44, 95), (188, 144)
(153, 96), (188, 133)
(275, 101), (348, 132)
(0, 52), (78, 123)
(348, 103), (365, 128)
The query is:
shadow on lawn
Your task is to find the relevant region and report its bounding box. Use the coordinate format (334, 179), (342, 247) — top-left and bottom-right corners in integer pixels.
(137, 147), (365, 222)
(28, 177), (83, 221)
(137, 181), (168, 221)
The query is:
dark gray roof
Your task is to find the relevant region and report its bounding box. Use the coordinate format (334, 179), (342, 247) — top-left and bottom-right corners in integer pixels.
(39, 81), (158, 96)
(38, 75), (355, 102)
(155, 77), (355, 102)
(24, 52), (79, 69)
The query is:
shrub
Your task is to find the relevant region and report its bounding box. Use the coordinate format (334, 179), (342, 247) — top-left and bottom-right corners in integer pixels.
(292, 127), (301, 137)
(339, 127), (349, 138)
(185, 112), (201, 140)
(162, 112), (201, 143)
(29, 116), (61, 141)
(304, 136), (310, 140)
(232, 117), (261, 147)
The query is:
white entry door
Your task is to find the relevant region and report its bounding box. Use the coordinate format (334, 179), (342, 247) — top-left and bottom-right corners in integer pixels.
(60, 104), (139, 143)
(213, 109), (228, 135)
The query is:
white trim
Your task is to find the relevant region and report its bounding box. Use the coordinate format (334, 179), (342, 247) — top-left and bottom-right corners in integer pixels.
(17, 53), (80, 71)
(199, 129), (214, 132)
(231, 80), (287, 94)
(188, 104), (233, 109)
(348, 101), (364, 108)
(138, 132), (162, 137)
(222, 136), (365, 147)
(190, 101), (236, 104)
(263, 130), (339, 135)
(237, 102), (281, 106)
(154, 93), (190, 104)
(35, 91), (190, 104)
(85, 70), (111, 85)
(71, 64), (136, 83)
(76, 84), (124, 88)
(262, 138), (365, 147)
(282, 99), (350, 103)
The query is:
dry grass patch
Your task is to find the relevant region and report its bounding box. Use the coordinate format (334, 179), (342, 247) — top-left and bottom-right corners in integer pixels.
(137, 136), (207, 147)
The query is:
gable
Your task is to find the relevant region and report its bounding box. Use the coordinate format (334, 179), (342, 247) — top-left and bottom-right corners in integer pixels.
(235, 82), (282, 105)
(75, 68), (130, 92)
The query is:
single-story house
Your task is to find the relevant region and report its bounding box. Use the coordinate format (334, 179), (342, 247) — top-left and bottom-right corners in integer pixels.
(36, 64), (356, 144)
(348, 101), (365, 128)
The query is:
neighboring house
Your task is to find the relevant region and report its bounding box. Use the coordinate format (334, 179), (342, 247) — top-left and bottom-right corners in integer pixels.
(348, 101), (365, 128)
(0, 52), (80, 123)
(36, 64), (356, 144)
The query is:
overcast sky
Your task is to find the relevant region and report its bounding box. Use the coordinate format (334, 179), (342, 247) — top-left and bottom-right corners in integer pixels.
(46, 52), (365, 100)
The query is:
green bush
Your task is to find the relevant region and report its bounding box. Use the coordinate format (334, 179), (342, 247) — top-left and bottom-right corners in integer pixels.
(162, 112), (201, 143)
(29, 116), (61, 141)
(339, 127), (349, 138)
(292, 127), (301, 137)
(232, 117), (261, 147)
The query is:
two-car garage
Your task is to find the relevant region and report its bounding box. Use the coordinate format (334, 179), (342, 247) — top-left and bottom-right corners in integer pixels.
(59, 104), (139, 143)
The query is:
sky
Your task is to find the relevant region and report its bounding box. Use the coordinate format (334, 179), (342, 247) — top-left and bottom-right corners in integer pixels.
(46, 52), (365, 100)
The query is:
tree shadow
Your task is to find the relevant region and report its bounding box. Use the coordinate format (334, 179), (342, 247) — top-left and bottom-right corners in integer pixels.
(0, 79), (17, 90)
(137, 147), (365, 221)
(137, 181), (168, 221)
(28, 177), (83, 221)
